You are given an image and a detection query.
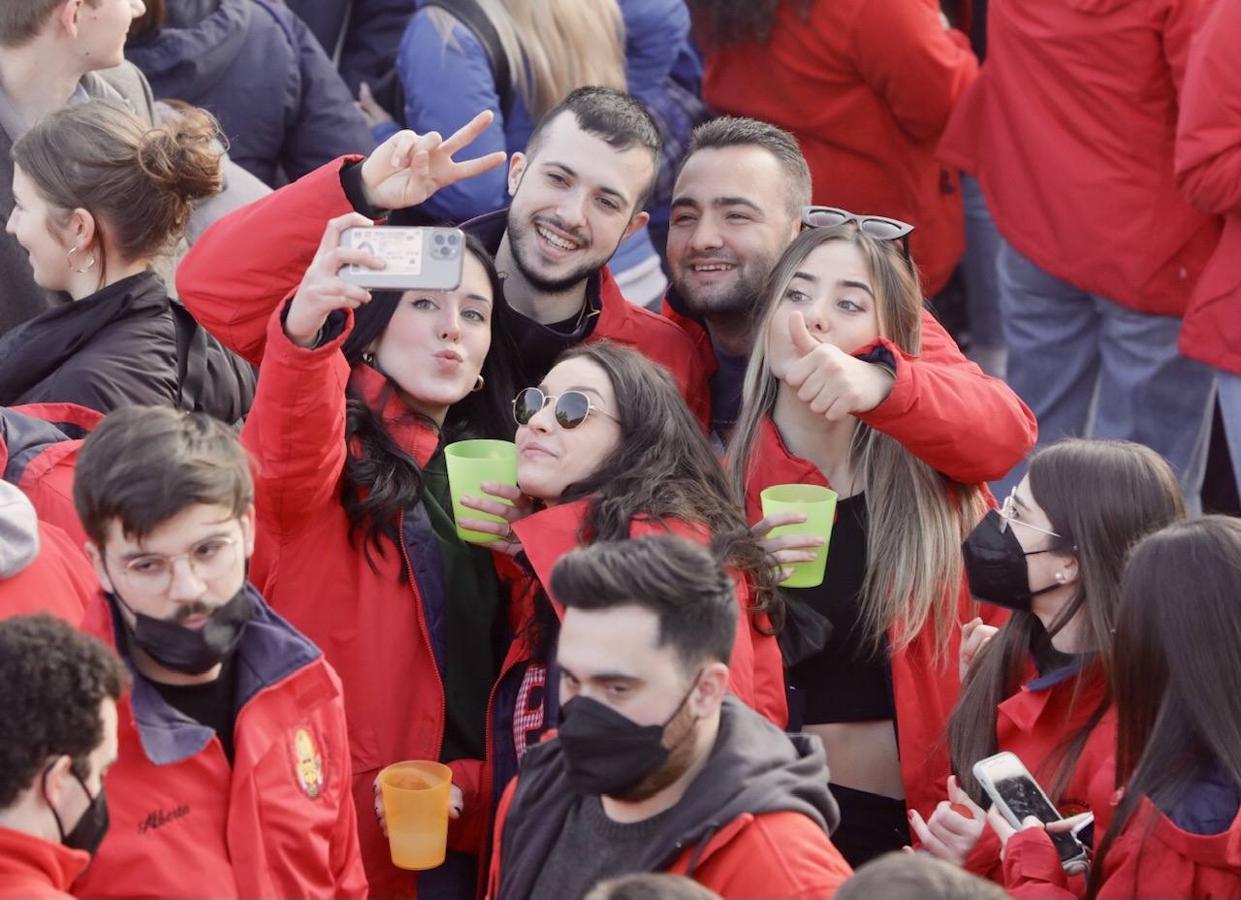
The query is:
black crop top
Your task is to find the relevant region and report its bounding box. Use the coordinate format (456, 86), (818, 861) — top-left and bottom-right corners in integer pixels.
(784, 492), (896, 725)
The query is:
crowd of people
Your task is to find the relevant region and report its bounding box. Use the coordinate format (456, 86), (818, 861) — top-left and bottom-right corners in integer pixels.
(1, 0), (1239, 898)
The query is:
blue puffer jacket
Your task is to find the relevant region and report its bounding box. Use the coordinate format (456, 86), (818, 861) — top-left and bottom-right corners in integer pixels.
(127, 0), (375, 186)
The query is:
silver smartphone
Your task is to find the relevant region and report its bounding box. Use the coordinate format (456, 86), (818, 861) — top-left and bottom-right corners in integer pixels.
(338, 226), (465, 291)
(972, 751), (1089, 872)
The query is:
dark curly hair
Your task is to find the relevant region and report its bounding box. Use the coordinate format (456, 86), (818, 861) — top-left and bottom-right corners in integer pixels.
(0, 614), (128, 807)
(337, 236), (526, 569)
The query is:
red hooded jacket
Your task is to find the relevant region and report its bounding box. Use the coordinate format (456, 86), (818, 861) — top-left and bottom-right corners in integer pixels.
(1175, 0), (1241, 375)
(939, 0), (1220, 315)
(962, 661), (1116, 881)
(73, 590), (367, 898)
(0, 828), (87, 899)
(511, 498), (786, 728)
(699, 0), (977, 296)
(175, 157), (709, 424)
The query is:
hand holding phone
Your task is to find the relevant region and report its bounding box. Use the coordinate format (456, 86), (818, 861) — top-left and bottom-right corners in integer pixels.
(973, 751), (1089, 873)
(338, 226), (465, 291)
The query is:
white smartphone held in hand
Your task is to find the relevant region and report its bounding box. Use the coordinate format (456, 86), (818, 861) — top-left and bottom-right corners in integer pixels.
(973, 751), (1089, 873)
(338, 226), (465, 291)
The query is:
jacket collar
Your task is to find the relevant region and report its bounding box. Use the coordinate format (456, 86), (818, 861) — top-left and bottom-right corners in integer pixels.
(742, 415), (830, 518)
(998, 656), (1107, 734)
(0, 826), (89, 896)
(347, 363), (440, 468)
(511, 499), (593, 609)
(110, 584), (322, 766)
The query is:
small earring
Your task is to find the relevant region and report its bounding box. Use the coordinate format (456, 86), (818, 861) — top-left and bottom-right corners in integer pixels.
(1055, 572), (1066, 583)
(67, 245), (96, 274)
(361, 351), (376, 366)
(472, 374), (485, 393)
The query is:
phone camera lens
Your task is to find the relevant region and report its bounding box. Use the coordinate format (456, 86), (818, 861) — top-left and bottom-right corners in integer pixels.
(447, 233), (460, 246)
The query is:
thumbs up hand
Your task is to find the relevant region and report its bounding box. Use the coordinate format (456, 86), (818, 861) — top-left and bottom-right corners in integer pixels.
(780, 311), (896, 421)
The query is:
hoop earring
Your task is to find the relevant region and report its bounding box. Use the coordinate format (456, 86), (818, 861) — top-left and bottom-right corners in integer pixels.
(67, 246), (96, 274)
(472, 374), (485, 393)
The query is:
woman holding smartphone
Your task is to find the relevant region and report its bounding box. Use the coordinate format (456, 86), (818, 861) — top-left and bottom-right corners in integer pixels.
(911, 440), (1184, 881)
(993, 516), (1241, 898)
(458, 340), (786, 741)
(727, 219), (1017, 865)
(178, 117), (524, 897)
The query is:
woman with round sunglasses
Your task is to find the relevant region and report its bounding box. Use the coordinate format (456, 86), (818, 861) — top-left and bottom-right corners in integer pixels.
(727, 221), (1005, 866)
(992, 516), (1241, 898)
(458, 340), (787, 731)
(910, 440), (1183, 883)
(179, 120), (529, 896)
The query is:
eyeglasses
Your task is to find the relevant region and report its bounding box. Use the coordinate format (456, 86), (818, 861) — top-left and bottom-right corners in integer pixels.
(115, 536), (240, 596)
(512, 387), (620, 430)
(801, 206), (914, 260)
(998, 488), (1062, 538)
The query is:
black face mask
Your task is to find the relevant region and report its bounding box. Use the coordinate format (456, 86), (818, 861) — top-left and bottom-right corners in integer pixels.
(962, 509), (1061, 613)
(111, 584), (253, 675)
(43, 768), (109, 855)
(557, 679), (698, 798)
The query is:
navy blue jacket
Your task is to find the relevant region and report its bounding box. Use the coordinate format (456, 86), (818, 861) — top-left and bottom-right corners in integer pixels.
(127, 0), (374, 186)
(284, 0), (416, 95)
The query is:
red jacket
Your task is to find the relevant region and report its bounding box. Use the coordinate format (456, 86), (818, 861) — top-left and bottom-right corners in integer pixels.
(699, 0), (977, 296)
(175, 157), (710, 424)
(74, 590), (367, 898)
(0, 519), (100, 627)
(241, 307), (498, 895)
(0, 828), (88, 899)
(963, 661), (1115, 881)
(1003, 783), (1241, 898)
(511, 498), (787, 728)
(663, 298), (1037, 483)
(939, 0), (1220, 315)
(743, 404), (1002, 823)
(1176, 0), (1241, 375)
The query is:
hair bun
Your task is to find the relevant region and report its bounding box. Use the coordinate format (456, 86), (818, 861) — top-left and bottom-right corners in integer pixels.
(136, 104), (224, 205)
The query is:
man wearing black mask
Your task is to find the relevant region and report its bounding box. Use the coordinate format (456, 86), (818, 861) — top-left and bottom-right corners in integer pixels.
(69, 406), (367, 897)
(0, 614), (125, 896)
(487, 536), (853, 899)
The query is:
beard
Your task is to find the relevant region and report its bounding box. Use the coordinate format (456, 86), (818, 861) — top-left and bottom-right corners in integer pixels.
(615, 698), (702, 802)
(506, 211), (612, 294)
(672, 254), (775, 320)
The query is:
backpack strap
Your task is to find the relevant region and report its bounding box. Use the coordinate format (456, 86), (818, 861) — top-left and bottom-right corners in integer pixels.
(170, 300), (208, 413)
(422, 0), (514, 117)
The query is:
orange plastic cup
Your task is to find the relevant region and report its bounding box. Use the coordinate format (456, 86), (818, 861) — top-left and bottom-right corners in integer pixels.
(378, 761), (452, 870)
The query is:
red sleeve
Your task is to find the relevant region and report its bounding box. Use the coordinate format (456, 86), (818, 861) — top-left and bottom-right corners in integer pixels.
(330, 700), (370, 898)
(688, 813), (854, 898)
(1001, 829), (1079, 898)
(846, 0), (978, 143)
(445, 758), (487, 854)
(858, 310), (1037, 483)
(1160, 0), (1206, 99)
(485, 778), (520, 900)
(1174, 0), (1241, 216)
(176, 156), (364, 365)
(241, 305), (353, 536)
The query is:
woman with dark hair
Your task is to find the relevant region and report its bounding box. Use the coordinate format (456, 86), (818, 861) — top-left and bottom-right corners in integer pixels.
(729, 221), (1004, 866)
(175, 120), (518, 896)
(459, 341), (785, 736)
(991, 516), (1241, 898)
(911, 440), (1184, 881)
(1, 100), (253, 419)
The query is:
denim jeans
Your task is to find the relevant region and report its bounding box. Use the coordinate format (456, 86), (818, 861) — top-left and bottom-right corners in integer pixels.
(993, 239), (1216, 508)
(1218, 370), (1241, 499)
(960, 174), (1006, 377)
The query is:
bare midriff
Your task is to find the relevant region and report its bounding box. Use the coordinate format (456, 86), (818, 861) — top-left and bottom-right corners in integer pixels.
(807, 720), (905, 800)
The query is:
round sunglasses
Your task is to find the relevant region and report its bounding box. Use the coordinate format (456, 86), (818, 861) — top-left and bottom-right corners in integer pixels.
(512, 387), (620, 430)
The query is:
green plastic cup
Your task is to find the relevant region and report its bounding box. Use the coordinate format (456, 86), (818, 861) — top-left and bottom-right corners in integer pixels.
(444, 439), (517, 543)
(759, 483), (838, 588)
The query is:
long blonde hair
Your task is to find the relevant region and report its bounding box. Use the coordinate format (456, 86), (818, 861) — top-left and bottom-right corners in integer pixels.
(728, 226), (989, 656)
(428, 0), (627, 119)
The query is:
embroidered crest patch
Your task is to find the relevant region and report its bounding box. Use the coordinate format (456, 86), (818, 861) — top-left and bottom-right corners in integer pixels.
(292, 727), (324, 799)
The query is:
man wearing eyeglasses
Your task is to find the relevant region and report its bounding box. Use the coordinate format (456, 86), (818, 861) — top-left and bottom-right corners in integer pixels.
(67, 405), (367, 898)
(660, 115), (1036, 484)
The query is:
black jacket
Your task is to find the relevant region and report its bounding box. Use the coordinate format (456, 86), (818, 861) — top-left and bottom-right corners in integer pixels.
(0, 270), (254, 420)
(495, 696), (841, 900)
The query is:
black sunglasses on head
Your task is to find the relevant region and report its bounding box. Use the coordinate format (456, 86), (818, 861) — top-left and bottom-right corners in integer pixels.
(800, 206), (915, 261)
(512, 387), (620, 430)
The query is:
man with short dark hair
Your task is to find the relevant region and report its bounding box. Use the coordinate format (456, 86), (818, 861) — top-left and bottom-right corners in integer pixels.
(661, 114), (1036, 479)
(0, 613), (126, 898)
(487, 536), (853, 899)
(68, 405), (367, 897)
(178, 89), (710, 422)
